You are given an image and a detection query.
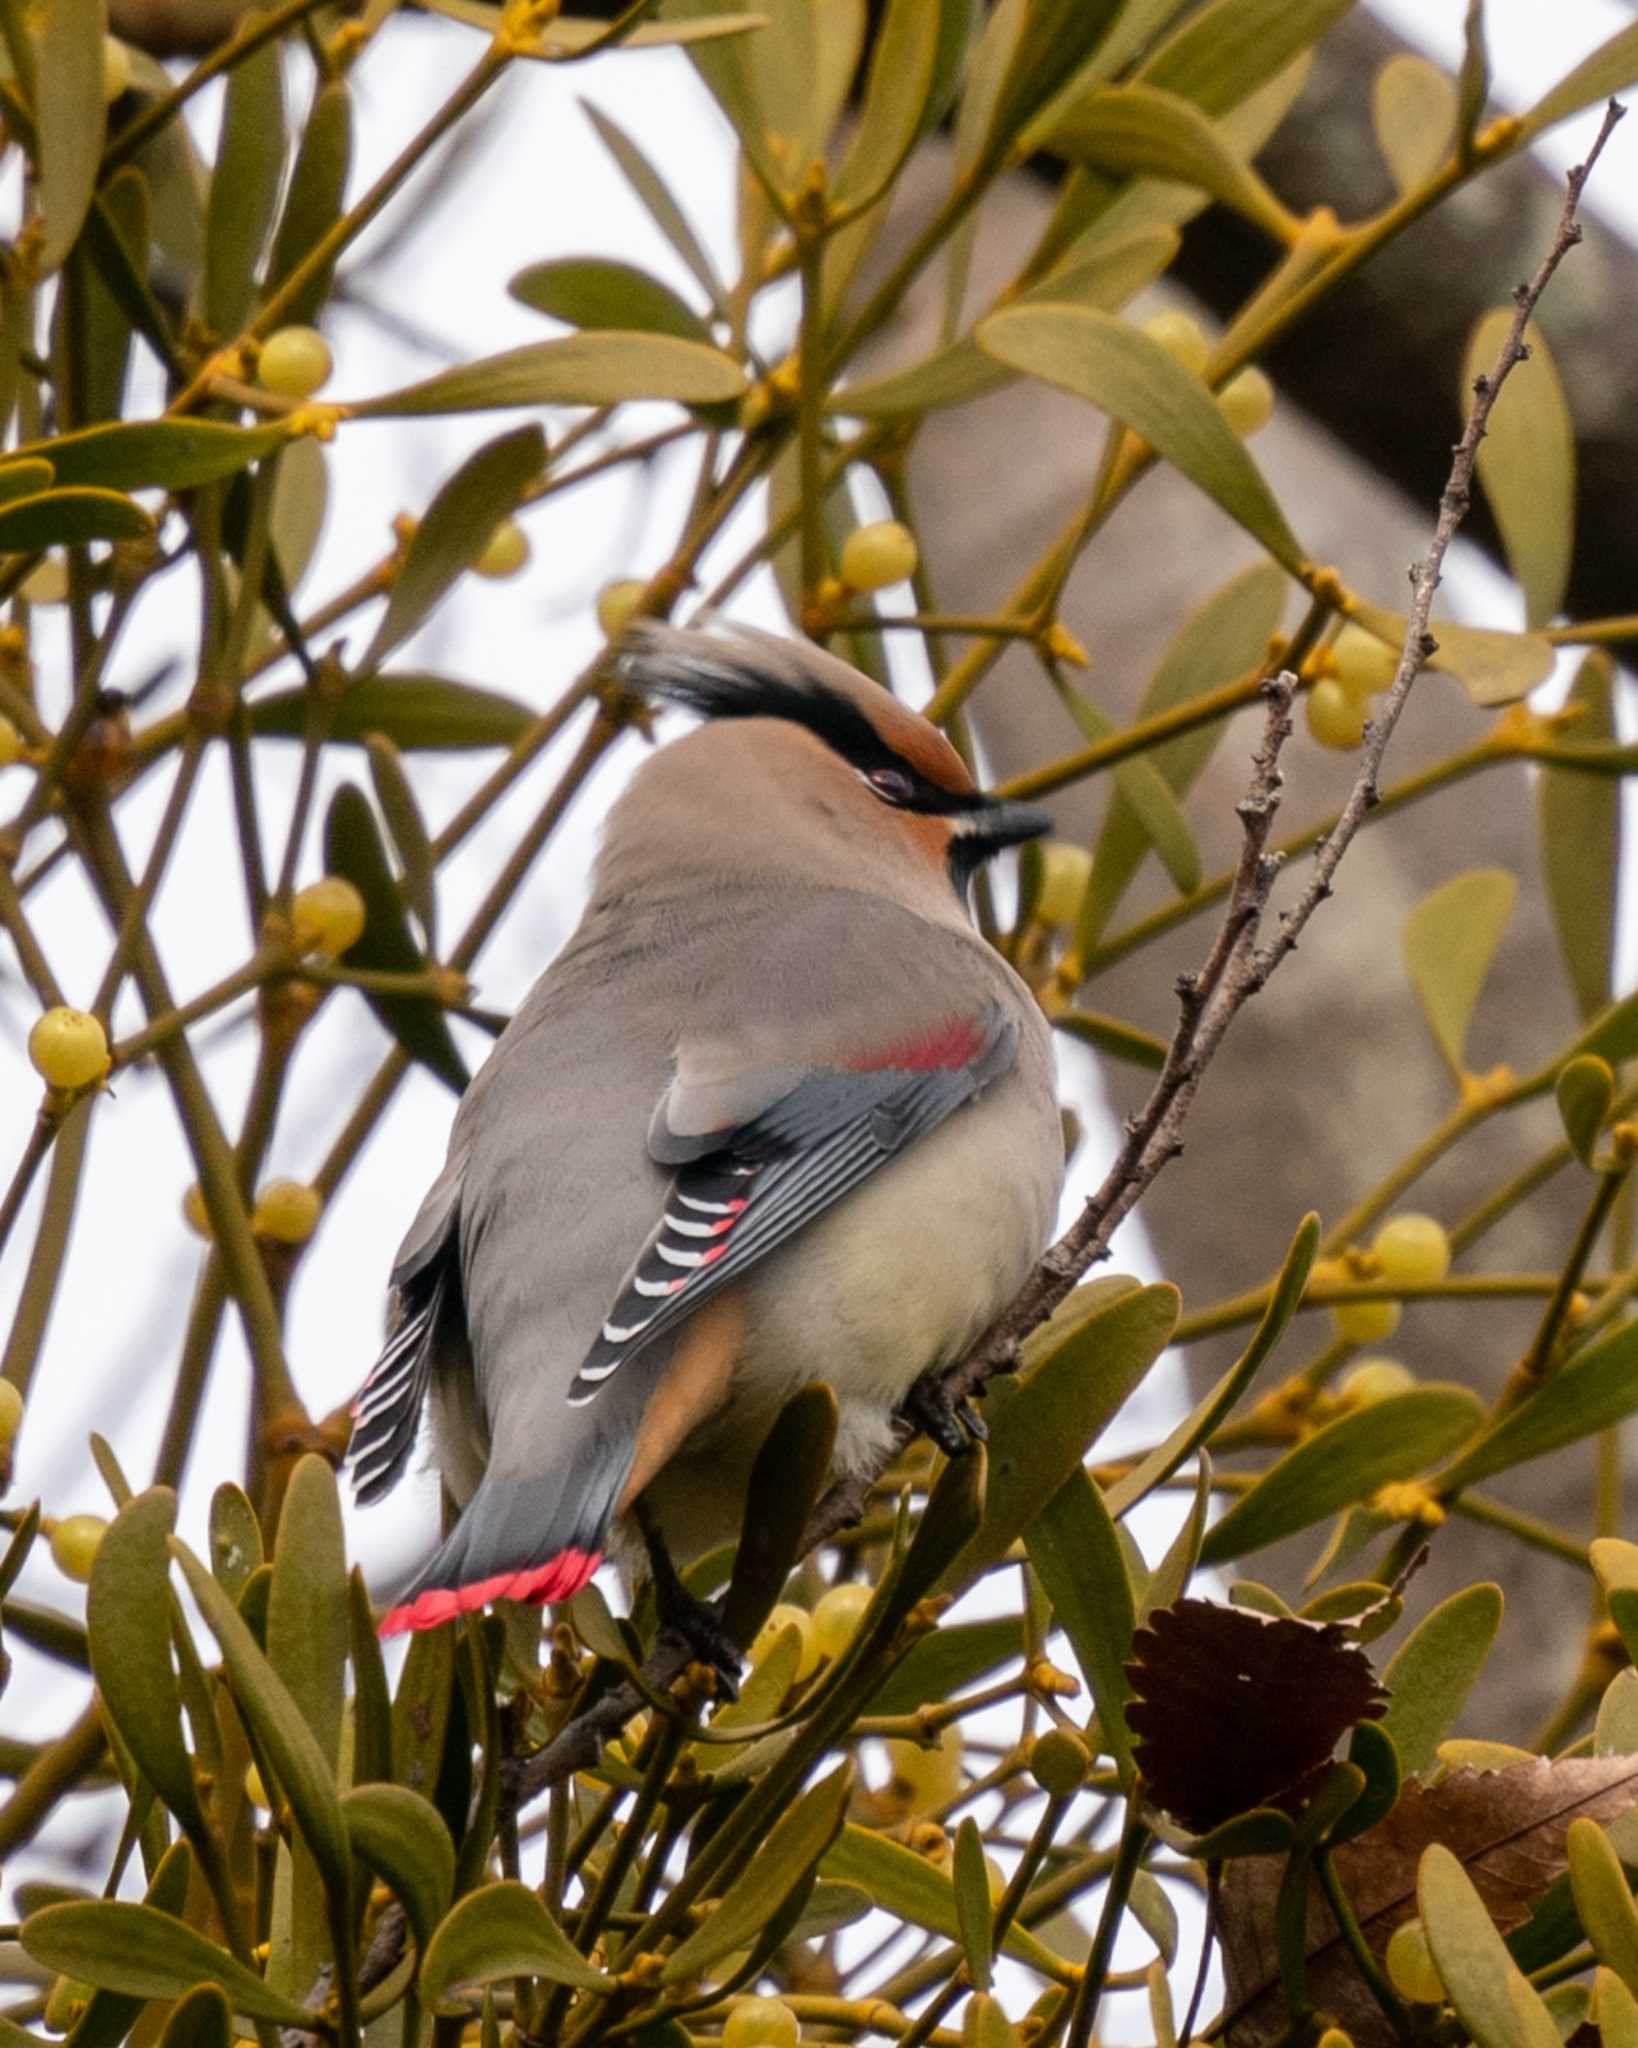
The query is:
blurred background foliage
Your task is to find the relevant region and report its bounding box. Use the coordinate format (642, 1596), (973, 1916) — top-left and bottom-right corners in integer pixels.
(3, 2), (1638, 2046)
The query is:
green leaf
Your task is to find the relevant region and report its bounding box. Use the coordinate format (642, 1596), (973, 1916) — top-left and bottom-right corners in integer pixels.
(1332, 1720), (1402, 1844)
(390, 1624), (455, 1802)
(419, 1881), (612, 2008)
(1521, 23), (1638, 141)
(1350, 598), (1555, 707)
(1052, 678), (1200, 897)
(1372, 54), (1456, 193)
(353, 329), (748, 418)
(945, 1282), (1179, 1593)
(661, 1764), (851, 1984)
(13, 417), (289, 491)
(1439, 1315), (1638, 1493)
(1402, 867), (1518, 1078)
(508, 257), (711, 342)
(348, 1567), (392, 1789)
(1464, 311), (1574, 629)
(154, 1983), (232, 2048)
(662, 0), (848, 202)
(250, 673), (535, 751)
(1420, 1842), (1540, 2048)
(1077, 560), (1285, 953)
(1137, 0), (1354, 116)
(953, 1818), (995, 1993)
(1598, 1671), (1638, 1759)
(1046, 84), (1296, 240)
(267, 1454), (347, 1769)
(866, 1617), (1023, 1720)
(323, 783), (468, 1094)
(1569, 1820), (1638, 1989)
(823, 1827), (1069, 1982)
(208, 1482), (262, 1599)
(0, 459), (56, 504)
(86, 1489), (208, 1842)
(363, 424), (545, 672)
(581, 103), (729, 319)
(1027, 1469), (1136, 1783)
(33, 0), (108, 274)
(80, 168), (147, 425)
(1600, 1972), (1638, 2048)
(364, 733), (436, 946)
(1198, 1386), (1485, 1565)
(720, 1382), (838, 1648)
(1378, 1583), (1503, 1778)
(61, 1838), (193, 2048)
(1569, 988), (1638, 1073)
(1455, 0), (1489, 157)
(1108, 1213), (1318, 1519)
(837, 227), (1178, 418)
(204, 32), (285, 336)
(979, 0), (1125, 168)
(831, 0), (957, 212)
(1557, 1055), (1614, 1168)
(0, 487), (152, 549)
(170, 1539), (353, 1907)
(1050, 1009), (1167, 1070)
(976, 304), (1305, 571)
(21, 1902), (318, 2027)
(1541, 652), (1620, 1021)
(343, 1783), (455, 1961)
(265, 80), (352, 325)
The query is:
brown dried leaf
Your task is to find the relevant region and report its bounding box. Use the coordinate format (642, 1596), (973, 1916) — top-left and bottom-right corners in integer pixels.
(1219, 1758), (1638, 2048)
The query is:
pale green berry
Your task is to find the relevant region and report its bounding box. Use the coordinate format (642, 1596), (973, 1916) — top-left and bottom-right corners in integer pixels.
(1340, 1358), (1415, 1406)
(811, 1580), (873, 1661)
(0, 714), (21, 767)
(596, 578), (647, 639)
(101, 35), (131, 100)
(1386, 1919), (1444, 2003)
(181, 1183), (212, 1239)
(839, 520), (918, 593)
(887, 1723), (963, 1813)
(1305, 678), (1367, 750)
(0, 1379), (22, 1448)
(1331, 622), (1399, 699)
(244, 1762), (270, 1810)
(252, 1181), (322, 1245)
(1332, 1297), (1401, 1346)
(51, 1513), (108, 1583)
(1035, 841), (1093, 929)
(1372, 1213), (1452, 1287)
(1028, 1725), (1090, 1795)
(28, 1008), (110, 1090)
(751, 1601), (819, 1681)
(1219, 366), (1274, 435)
(290, 876), (366, 958)
(257, 325), (333, 400)
(722, 1996), (800, 2048)
(1141, 308), (1210, 374)
(472, 519), (530, 580)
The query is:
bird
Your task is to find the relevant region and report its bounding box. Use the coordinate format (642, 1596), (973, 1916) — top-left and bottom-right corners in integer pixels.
(349, 621), (1064, 1653)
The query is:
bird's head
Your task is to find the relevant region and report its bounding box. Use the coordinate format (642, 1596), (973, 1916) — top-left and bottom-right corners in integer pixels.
(616, 622), (1053, 902)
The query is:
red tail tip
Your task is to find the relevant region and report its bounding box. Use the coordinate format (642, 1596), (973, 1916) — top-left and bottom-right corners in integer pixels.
(378, 1548), (603, 1637)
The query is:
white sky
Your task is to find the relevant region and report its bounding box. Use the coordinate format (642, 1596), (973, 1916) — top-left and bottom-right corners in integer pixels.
(0, 0), (1632, 2011)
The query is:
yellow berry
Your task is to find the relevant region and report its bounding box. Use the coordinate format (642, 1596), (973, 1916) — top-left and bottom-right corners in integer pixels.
(1028, 1725), (1089, 1795)
(472, 518), (530, 580)
(181, 1183), (211, 1239)
(258, 325), (333, 400)
(1386, 1919), (1444, 2003)
(51, 1513), (107, 1583)
(21, 557), (69, 605)
(839, 520), (918, 593)
(1219, 366), (1274, 435)
(101, 35), (131, 100)
(1332, 1298), (1401, 1346)
(244, 1762), (270, 1810)
(1035, 841), (1092, 929)
(596, 578), (647, 640)
(0, 1379), (21, 1449)
(1331, 622), (1399, 699)
(290, 876), (366, 958)
(1340, 1358), (1415, 1407)
(751, 1601), (819, 1682)
(28, 1007), (110, 1091)
(722, 1996), (800, 2048)
(812, 1580), (873, 1661)
(1305, 678), (1367, 751)
(984, 1854), (1008, 1904)
(1371, 1213), (1452, 1288)
(0, 713), (21, 767)
(252, 1180), (322, 1245)
(1141, 309), (1210, 375)
(43, 1976), (93, 2034)
(887, 1722), (963, 1814)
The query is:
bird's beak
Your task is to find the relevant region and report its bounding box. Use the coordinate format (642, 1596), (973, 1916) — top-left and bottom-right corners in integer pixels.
(962, 796), (1055, 855)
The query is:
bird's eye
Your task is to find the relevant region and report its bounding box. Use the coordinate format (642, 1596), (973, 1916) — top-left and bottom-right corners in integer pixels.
(864, 765), (916, 805)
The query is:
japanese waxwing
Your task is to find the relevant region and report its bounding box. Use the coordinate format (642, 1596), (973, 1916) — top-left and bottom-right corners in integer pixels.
(351, 621), (1064, 1641)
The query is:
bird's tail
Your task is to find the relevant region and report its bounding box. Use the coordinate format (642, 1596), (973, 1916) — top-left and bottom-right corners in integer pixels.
(378, 1449), (628, 1637)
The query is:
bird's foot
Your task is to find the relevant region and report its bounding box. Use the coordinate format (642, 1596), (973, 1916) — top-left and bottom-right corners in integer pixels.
(655, 1586), (741, 1702)
(899, 1373), (987, 1459)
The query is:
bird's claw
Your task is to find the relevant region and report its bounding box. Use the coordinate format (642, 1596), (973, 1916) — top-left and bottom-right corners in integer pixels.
(656, 1588), (741, 1702)
(899, 1374), (987, 1458)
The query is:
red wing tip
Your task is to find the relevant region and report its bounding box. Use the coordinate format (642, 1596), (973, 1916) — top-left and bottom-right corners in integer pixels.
(379, 1548), (603, 1637)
